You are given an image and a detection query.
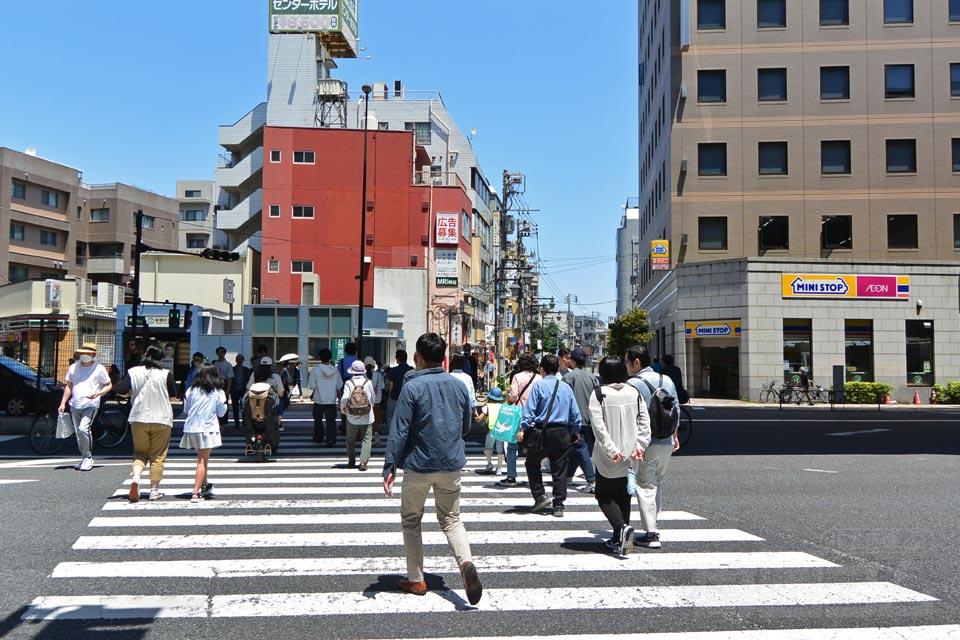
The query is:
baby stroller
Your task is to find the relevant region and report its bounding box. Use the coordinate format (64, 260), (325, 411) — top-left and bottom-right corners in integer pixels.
(243, 382), (281, 462)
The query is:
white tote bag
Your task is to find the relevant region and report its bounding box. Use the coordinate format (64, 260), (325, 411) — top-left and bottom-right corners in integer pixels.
(56, 412), (75, 439)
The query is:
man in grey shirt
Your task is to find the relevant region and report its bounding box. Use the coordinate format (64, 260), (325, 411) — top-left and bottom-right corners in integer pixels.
(562, 348), (598, 493)
(213, 347), (235, 428)
(625, 344), (680, 549)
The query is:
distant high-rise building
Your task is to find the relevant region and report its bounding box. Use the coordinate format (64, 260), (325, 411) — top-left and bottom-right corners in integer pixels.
(615, 198), (640, 315)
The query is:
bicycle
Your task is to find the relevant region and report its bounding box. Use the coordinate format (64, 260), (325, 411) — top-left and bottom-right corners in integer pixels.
(676, 405), (693, 447)
(759, 380), (780, 403)
(29, 400), (130, 455)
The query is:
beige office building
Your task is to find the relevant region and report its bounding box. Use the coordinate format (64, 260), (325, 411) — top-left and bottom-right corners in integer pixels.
(635, 0), (960, 401)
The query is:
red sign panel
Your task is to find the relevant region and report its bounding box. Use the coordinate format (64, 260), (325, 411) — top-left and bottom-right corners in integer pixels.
(435, 212), (460, 245)
(855, 276), (899, 299)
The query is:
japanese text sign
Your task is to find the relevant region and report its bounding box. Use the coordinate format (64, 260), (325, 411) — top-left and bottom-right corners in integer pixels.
(435, 213), (460, 246)
(781, 274), (910, 300)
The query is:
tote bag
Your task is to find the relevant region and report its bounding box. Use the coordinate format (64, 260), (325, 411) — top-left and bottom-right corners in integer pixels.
(491, 404), (523, 444)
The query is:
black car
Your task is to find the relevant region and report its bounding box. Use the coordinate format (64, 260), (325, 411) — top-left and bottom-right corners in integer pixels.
(0, 356), (63, 416)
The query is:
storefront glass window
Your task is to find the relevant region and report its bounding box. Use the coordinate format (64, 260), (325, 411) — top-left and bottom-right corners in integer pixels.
(783, 319), (812, 383)
(905, 320), (934, 386)
(252, 308), (274, 335)
(331, 309), (353, 336)
(276, 309), (299, 336)
(308, 338), (330, 358)
(308, 309), (330, 335)
(845, 319), (874, 382)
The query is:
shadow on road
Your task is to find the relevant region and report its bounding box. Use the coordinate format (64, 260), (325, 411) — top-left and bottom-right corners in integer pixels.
(0, 604), (152, 640)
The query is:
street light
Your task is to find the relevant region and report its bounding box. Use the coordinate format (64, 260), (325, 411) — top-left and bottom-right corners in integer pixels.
(357, 83), (372, 357)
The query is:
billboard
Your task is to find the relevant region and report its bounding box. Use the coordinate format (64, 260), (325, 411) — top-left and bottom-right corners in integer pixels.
(269, 0), (359, 58)
(651, 240), (670, 271)
(781, 274), (910, 300)
(435, 249), (458, 287)
(435, 212), (460, 246)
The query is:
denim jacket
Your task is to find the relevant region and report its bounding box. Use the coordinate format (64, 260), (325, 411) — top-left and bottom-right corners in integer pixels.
(383, 367), (471, 477)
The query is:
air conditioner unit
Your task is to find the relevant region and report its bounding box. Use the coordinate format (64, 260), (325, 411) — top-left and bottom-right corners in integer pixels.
(372, 82), (389, 100)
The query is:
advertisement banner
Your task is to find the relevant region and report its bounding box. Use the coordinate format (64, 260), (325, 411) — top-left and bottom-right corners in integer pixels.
(435, 248), (458, 287)
(782, 274), (910, 300)
(269, 0), (359, 57)
(435, 212), (460, 246)
(685, 320), (742, 339)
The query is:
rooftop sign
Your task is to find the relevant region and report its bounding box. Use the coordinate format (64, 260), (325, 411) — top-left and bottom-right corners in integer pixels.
(269, 0), (359, 58)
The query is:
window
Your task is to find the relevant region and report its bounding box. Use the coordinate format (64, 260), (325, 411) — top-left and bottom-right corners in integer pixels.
(11, 181), (25, 199)
(953, 139), (960, 172)
(40, 230), (57, 247)
(820, 0), (849, 25)
(184, 189), (201, 198)
(952, 0), (960, 21)
(9, 223), (24, 241)
(759, 216), (789, 250)
(698, 70), (727, 103)
(906, 321), (934, 386)
(885, 64), (915, 98)
(267, 259), (280, 273)
(90, 208), (110, 223)
(783, 319), (812, 384)
(180, 209), (205, 222)
(291, 260), (314, 273)
(758, 142), (789, 175)
(139, 215), (155, 230)
(821, 215), (853, 249)
(186, 234), (207, 249)
(404, 122), (431, 145)
(698, 143), (728, 176)
(955, 214), (960, 248)
(41, 190), (58, 207)
(758, 68), (788, 101)
(8, 265), (28, 284)
(270, 150), (281, 163)
(886, 139), (917, 173)
(821, 140), (852, 174)
(698, 0), (725, 29)
(757, 0), (786, 27)
(292, 205), (315, 219)
(884, 0), (913, 24)
(845, 320), (874, 383)
(378, 122), (390, 131)
(951, 63), (960, 96)
(698, 216), (728, 250)
(887, 214), (918, 248)
(293, 151), (315, 164)
(820, 66), (850, 99)
(269, 204), (281, 218)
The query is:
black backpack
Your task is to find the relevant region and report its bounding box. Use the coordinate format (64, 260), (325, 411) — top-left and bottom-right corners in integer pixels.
(639, 374), (679, 439)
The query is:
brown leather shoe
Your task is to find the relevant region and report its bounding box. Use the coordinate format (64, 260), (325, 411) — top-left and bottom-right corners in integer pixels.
(128, 481), (140, 503)
(460, 561), (482, 605)
(396, 578), (427, 596)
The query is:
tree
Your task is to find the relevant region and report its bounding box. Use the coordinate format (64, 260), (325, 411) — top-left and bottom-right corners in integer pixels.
(606, 307), (654, 357)
(529, 319), (560, 354)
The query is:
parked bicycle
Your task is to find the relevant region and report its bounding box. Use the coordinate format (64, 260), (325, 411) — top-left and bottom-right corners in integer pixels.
(676, 405), (692, 447)
(29, 399), (130, 455)
(759, 380), (781, 403)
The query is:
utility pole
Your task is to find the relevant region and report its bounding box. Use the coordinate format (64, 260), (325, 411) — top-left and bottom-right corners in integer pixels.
(356, 84), (372, 357)
(131, 209), (144, 354)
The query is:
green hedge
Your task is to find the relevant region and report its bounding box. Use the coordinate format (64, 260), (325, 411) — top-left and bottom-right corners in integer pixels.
(931, 382), (960, 404)
(843, 382), (892, 404)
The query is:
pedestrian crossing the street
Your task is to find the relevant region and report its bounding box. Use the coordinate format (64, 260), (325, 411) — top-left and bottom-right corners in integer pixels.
(19, 425), (958, 638)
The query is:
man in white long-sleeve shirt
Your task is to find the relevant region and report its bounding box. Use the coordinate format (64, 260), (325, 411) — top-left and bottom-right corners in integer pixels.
(624, 344), (680, 549)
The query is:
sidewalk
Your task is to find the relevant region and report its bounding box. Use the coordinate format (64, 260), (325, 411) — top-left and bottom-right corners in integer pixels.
(690, 397), (960, 410)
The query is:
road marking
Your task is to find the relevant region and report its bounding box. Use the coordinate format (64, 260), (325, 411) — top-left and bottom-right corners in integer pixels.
(110, 484), (590, 497)
(802, 469), (839, 474)
(52, 552), (837, 579)
(73, 528), (764, 550)
(89, 510), (705, 528)
(101, 496), (604, 510)
(22, 582), (937, 620)
(0, 458), (77, 468)
(0, 436), (24, 443)
(430, 627), (960, 640)
(825, 429), (893, 437)
(0, 479), (38, 485)
(121, 474), (529, 485)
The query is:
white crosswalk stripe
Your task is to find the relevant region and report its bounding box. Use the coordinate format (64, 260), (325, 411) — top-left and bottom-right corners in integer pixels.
(22, 424), (949, 637)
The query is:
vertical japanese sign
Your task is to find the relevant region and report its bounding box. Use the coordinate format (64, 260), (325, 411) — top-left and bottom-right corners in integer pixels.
(651, 240), (670, 271)
(435, 212), (461, 246)
(435, 248), (459, 287)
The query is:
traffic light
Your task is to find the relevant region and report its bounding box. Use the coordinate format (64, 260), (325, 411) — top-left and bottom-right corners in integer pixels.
(183, 309), (193, 331)
(168, 307), (181, 328)
(200, 248), (240, 261)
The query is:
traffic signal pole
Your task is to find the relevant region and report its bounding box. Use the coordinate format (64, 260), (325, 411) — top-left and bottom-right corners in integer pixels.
(131, 209), (143, 349)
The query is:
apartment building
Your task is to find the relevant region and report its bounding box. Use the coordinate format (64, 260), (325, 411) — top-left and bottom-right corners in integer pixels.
(615, 198), (641, 315)
(176, 180), (220, 251)
(634, 0), (960, 401)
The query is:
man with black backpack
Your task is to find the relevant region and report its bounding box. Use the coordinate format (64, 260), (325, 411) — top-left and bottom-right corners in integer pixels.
(625, 345), (680, 549)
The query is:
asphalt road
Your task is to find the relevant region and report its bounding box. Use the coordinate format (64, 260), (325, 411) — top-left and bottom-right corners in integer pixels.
(0, 405), (958, 639)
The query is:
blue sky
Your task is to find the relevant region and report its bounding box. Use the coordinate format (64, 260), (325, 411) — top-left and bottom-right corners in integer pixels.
(0, 2), (638, 319)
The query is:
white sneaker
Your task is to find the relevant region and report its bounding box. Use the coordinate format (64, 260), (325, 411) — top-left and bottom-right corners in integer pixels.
(79, 458), (94, 472)
(148, 489), (164, 501)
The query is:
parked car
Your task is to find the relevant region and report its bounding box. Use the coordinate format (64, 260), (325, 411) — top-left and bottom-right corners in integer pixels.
(0, 356), (63, 416)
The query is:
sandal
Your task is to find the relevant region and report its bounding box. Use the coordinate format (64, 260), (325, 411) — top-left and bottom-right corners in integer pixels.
(190, 492), (202, 504)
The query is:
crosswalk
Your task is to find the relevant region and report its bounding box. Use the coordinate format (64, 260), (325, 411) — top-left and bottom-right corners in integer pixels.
(20, 424), (958, 637)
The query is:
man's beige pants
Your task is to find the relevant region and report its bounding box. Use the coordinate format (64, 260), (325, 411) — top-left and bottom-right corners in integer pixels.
(400, 471), (473, 582)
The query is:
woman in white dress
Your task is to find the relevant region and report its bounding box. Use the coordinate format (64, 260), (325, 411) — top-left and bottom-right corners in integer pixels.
(181, 363), (226, 503)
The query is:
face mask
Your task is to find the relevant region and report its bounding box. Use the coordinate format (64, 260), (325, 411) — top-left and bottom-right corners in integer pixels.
(79, 355), (94, 364)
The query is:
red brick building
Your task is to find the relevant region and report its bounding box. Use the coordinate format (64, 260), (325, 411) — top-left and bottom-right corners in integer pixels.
(260, 126), (472, 306)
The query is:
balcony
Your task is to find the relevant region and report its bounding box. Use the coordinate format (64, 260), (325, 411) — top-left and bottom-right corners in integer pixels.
(85, 256), (125, 275)
(218, 189), (263, 231)
(413, 170), (467, 191)
(219, 103), (267, 149)
(216, 148), (263, 192)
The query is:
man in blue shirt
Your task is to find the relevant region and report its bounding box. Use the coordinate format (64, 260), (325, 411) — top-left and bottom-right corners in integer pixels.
(383, 333), (482, 605)
(517, 353), (582, 517)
